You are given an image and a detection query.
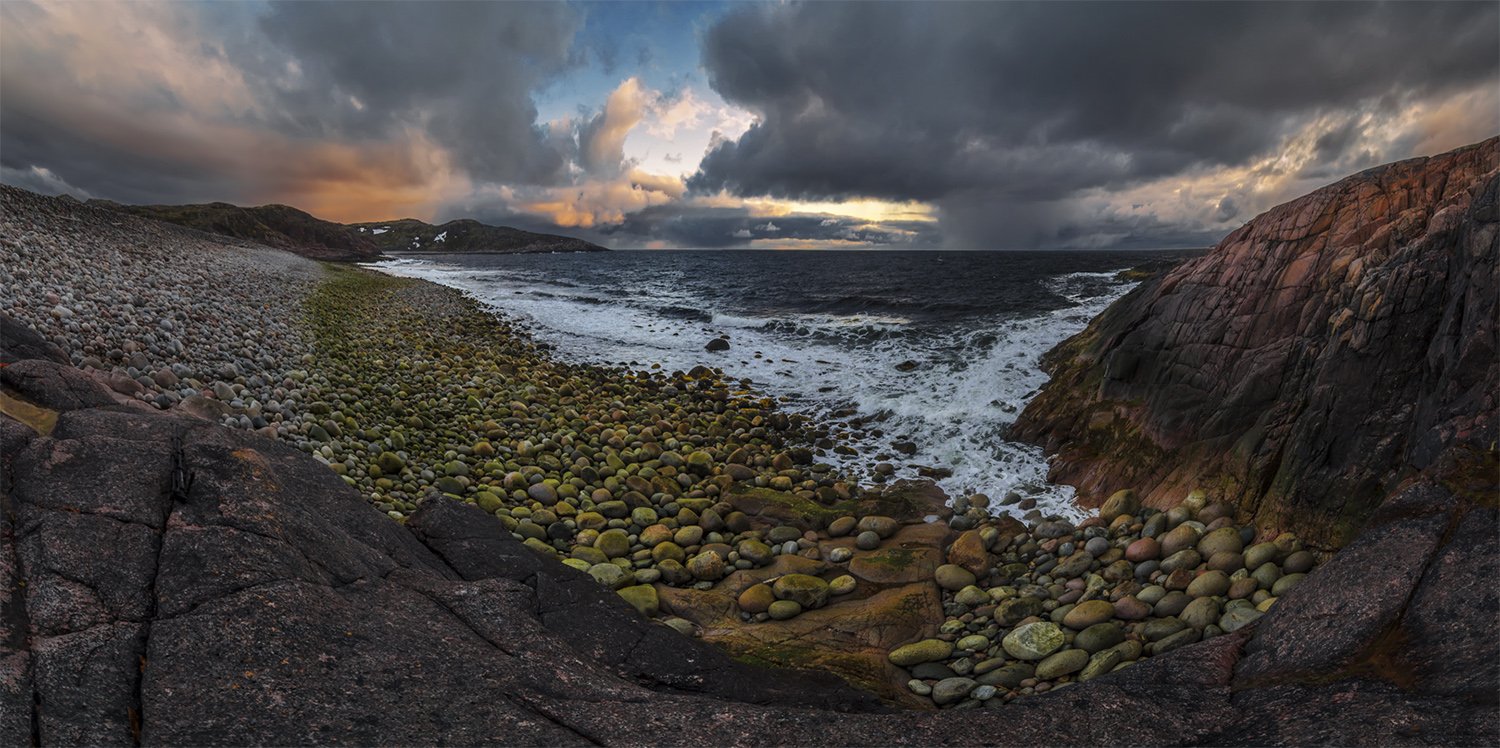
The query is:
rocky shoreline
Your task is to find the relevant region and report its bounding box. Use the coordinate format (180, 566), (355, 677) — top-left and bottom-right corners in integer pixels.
(0, 185), (1330, 708)
(2, 142), (1497, 744)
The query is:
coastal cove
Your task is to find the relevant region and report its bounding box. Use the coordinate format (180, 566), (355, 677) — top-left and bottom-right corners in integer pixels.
(0, 190), (1318, 715)
(0, 134), (1496, 745)
(3, 0), (1497, 743)
(2, 186), (1246, 711)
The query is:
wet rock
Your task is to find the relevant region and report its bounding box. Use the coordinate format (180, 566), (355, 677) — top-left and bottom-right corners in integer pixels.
(934, 564), (977, 591)
(617, 585), (660, 617)
(768, 600), (803, 620)
(773, 574), (831, 609)
(1002, 622), (1065, 660)
(738, 583), (776, 614)
(1197, 527), (1245, 558)
(1272, 572), (1307, 596)
(947, 530), (992, 576)
(1099, 489), (1139, 523)
(889, 639), (954, 667)
(1062, 599), (1114, 630)
(1074, 623), (1126, 654)
(1218, 606), (1263, 633)
(1112, 596), (1151, 621)
(1160, 524), (1202, 557)
(1187, 570), (1231, 598)
(1035, 648), (1088, 680)
(1125, 537), (1161, 562)
(1181, 597), (1221, 629)
(931, 677), (977, 706)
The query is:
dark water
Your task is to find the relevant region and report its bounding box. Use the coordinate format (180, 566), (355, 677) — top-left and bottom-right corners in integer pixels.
(373, 249), (1201, 517)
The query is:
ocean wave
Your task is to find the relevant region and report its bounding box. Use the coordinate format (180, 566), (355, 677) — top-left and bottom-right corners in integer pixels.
(367, 253), (1139, 521)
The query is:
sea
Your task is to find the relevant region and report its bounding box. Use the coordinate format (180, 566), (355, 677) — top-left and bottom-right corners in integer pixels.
(370, 249), (1201, 520)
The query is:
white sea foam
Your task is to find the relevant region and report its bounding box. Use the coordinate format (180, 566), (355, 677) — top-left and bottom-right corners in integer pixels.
(368, 258), (1135, 521)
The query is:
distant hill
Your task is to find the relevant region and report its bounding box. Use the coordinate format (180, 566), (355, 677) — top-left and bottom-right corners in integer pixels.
(89, 200), (381, 261)
(349, 217), (606, 254)
(88, 200), (606, 260)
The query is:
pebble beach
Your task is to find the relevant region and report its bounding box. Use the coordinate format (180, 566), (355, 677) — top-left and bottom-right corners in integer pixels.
(0, 185), (1321, 709)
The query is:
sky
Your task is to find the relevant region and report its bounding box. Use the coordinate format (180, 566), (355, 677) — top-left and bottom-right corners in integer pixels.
(1, 1), (1496, 250)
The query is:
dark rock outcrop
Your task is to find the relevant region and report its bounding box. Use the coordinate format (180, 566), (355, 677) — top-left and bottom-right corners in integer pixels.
(0, 315), (68, 366)
(3, 317), (1496, 745)
(1013, 137), (1499, 547)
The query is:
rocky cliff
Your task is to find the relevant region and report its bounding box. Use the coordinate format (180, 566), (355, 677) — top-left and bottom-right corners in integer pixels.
(3, 315), (1496, 745)
(1013, 137), (1499, 547)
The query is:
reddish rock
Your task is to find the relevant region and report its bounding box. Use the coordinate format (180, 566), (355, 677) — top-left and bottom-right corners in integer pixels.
(945, 529), (992, 576)
(847, 523), (949, 585)
(1164, 568), (1195, 590)
(1113, 596), (1152, 620)
(1012, 137), (1500, 548)
(1125, 537), (1161, 562)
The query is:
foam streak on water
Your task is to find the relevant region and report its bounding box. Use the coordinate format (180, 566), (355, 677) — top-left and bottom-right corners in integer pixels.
(370, 253), (1145, 521)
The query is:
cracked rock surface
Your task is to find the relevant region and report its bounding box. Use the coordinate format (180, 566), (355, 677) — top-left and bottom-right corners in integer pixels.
(2, 326), (1496, 745)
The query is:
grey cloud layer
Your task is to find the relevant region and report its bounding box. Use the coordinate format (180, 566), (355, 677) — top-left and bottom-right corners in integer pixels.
(3, 0), (1495, 249)
(691, 1), (1499, 247)
(253, 1), (581, 185)
(0, 1), (585, 206)
(594, 207), (939, 248)
(442, 198), (940, 250)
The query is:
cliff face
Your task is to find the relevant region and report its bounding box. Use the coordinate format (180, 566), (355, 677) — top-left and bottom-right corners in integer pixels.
(1013, 137), (1498, 547)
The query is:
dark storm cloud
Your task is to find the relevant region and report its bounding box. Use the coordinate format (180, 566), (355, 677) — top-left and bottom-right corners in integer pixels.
(691, 0), (1500, 246)
(0, 1), (583, 210)
(249, 1), (581, 185)
(0, 100), (242, 205)
(483, 203), (942, 249)
(1214, 196), (1240, 223)
(632, 209), (939, 249)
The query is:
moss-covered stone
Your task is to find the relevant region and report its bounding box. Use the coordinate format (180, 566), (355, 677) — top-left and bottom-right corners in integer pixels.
(888, 639), (953, 667)
(617, 585), (659, 617)
(772, 574), (830, 609)
(376, 451), (406, 474)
